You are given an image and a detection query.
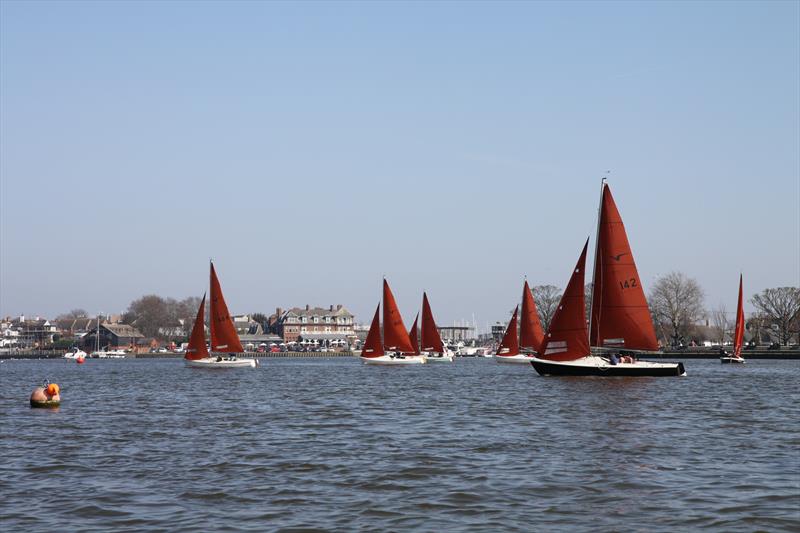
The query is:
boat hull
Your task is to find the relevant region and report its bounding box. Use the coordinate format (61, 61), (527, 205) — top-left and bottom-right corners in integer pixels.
(494, 354), (536, 364)
(424, 353), (454, 363)
(530, 356), (686, 377)
(720, 356), (746, 364)
(361, 355), (427, 365)
(185, 357), (256, 368)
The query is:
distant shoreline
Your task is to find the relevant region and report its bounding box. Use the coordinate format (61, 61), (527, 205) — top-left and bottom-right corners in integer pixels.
(2, 349), (800, 360)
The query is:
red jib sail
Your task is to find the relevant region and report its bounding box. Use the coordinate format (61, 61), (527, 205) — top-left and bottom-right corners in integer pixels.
(185, 293), (209, 361)
(209, 262), (244, 353)
(408, 313), (421, 355)
(520, 280), (544, 353)
(590, 183), (659, 351)
(421, 292), (445, 353)
(540, 240), (590, 361)
(382, 279), (416, 353)
(733, 274), (745, 358)
(497, 305), (520, 356)
(361, 304), (384, 358)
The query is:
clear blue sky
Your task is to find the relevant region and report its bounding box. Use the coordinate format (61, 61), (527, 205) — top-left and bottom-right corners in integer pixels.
(1, 0), (798, 328)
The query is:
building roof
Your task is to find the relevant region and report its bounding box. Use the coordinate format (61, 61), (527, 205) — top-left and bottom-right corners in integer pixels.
(102, 323), (144, 338)
(282, 305), (353, 319)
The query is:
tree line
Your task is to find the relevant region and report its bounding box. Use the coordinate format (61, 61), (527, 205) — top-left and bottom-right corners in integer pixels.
(113, 276), (799, 346)
(527, 274), (799, 347)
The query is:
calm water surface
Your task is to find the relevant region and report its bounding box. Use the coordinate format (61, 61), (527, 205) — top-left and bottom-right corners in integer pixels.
(1, 357), (798, 532)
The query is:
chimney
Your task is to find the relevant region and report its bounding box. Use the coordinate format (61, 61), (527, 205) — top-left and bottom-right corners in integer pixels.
(276, 307), (283, 317)
(305, 304), (310, 311)
(330, 305), (334, 311)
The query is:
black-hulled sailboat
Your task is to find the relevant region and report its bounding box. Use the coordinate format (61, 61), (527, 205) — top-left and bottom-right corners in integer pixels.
(530, 182), (685, 377)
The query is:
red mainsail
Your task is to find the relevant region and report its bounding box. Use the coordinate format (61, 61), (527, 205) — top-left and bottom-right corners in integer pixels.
(540, 240), (590, 361)
(361, 304), (384, 358)
(382, 279), (416, 353)
(733, 274), (745, 358)
(421, 292), (445, 353)
(209, 262), (244, 353)
(497, 306), (520, 356)
(408, 313), (421, 355)
(520, 280), (544, 353)
(590, 183), (659, 351)
(184, 293), (209, 361)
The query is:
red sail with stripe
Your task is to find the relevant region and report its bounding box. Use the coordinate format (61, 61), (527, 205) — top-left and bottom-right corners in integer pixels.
(382, 279), (416, 353)
(209, 262), (244, 353)
(184, 293), (209, 361)
(540, 240), (590, 361)
(496, 306), (520, 356)
(590, 183), (659, 351)
(361, 304), (384, 358)
(421, 292), (445, 353)
(408, 313), (421, 355)
(520, 280), (545, 353)
(733, 274), (745, 358)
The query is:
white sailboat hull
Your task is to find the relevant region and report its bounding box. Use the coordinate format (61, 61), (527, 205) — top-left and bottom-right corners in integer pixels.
(361, 355), (427, 365)
(424, 352), (455, 362)
(185, 357), (256, 368)
(720, 356), (746, 364)
(494, 354), (536, 364)
(530, 355), (686, 377)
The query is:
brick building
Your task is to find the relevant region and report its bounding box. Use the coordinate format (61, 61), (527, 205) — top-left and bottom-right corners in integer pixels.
(270, 305), (355, 343)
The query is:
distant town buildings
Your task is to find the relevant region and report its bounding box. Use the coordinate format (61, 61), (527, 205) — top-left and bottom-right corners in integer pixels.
(269, 305), (355, 346)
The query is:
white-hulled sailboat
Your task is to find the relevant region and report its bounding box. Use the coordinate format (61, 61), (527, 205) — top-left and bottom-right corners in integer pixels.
(494, 280), (545, 364)
(184, 262), (256, 369)
(416, 292), (454, 362)
(530, 182), (686, 377)
(360, 279), (427, 365)
(721, 275), (746, 364)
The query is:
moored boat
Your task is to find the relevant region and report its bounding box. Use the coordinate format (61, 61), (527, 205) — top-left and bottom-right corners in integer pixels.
(360, 280), (426, 365)
(184, 262), (256, 369)
(721, 275), (746, 364)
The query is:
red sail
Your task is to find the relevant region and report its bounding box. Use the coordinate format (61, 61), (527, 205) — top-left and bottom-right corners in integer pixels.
(361, 304), (385, 358)
(408, 313), (421, 355)
(382, 279), (416, 353)
(209, 262), (244, 353)
(590, 183), (659, 351)
(540, 240), (590, 361)
(184, 293), (209, 361)
(421, 292), (445, 353)
(520, 280), (545, 352)
(496, 306), (520, 356)
(733, 274), (745, 358)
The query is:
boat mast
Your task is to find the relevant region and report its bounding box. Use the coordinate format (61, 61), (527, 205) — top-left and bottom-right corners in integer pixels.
(588, 173), (608, 346)
(209, 258), (213, 356)
(96, 314), (100, 353)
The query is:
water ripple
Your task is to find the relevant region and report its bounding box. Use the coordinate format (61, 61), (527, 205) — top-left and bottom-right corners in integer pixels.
(0, 358), (798, 532)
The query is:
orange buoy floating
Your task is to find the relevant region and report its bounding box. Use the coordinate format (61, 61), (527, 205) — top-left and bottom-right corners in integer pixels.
(76, 355), (85, 364)
(31, 382), (61, 408)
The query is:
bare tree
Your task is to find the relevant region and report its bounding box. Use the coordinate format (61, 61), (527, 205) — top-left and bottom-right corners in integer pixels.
(57, 308), (89, 320)
(710, 303), (730, 346)
(532, 284), (562, 331)
(750, 287), (800, 345)
(123, 295), (170, 339)
(648, 271), (705, 347)
(584, 282), (593, 324)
